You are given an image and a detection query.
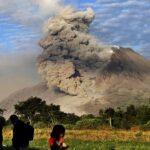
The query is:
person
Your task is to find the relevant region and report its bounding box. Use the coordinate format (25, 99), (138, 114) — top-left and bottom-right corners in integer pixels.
(0, 123), (2, 150)
(49, 125), (68, 150)
(0, 117), (5, 150)
(9, 115), (29, 150)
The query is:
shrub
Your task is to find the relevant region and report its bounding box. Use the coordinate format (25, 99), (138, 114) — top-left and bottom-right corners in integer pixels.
(34, 122), (47, 128)
(140, 121), (150, 131)
(64, 124), (75, 130)
(75, 119), (102, 129)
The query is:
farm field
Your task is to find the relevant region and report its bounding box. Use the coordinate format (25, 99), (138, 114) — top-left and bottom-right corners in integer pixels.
(3, 128), (150, 150)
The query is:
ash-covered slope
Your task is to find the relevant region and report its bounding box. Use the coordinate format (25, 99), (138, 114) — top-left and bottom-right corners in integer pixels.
(0, 82), (66, 118)
(87, 48), (150, 113)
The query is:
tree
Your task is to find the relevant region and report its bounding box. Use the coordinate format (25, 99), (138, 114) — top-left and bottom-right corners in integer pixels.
(0, 116), (6, 126)
(99, 109), (107, 124)
(41, 104), (80, 126)
(126, 105), (137, 117)
(105, 108), (115, 128)
(64, 113), (80, 124)
(14, 97), (80, 127)
(137, 105), (150, 124)
(40, 104), (61, 126)
(0, 109), (3, 116)
(15, 97), (46, 124)
(113, 107), (124, 129)
(80, 114), (95, 120)
(0, 108), (6, 116)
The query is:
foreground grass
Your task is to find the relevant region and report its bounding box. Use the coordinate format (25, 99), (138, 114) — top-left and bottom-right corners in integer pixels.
(3, 139), (150, 150)
(3, 128), (150, 150)
(4, 128), (150, 141)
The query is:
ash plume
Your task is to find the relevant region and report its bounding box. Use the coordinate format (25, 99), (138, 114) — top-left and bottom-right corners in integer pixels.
(38, 7), (115, 99)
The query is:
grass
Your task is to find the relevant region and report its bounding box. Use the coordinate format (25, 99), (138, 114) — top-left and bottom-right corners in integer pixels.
(3, 139), (150, 150)
(2, 128), (150, 150)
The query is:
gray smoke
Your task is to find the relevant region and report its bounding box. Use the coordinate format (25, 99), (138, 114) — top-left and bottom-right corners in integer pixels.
(38, 7), (116, 99)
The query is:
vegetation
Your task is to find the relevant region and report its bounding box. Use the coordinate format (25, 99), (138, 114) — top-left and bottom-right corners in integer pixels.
(14, 97), (80, 126)
(99, 105), (150, 130)
(0, 108), (6, 116)
(2, 128), (150, 150)
(1, 96), (149, 130)
(2, 139), (150, 150)
(1, 96), (150, 149)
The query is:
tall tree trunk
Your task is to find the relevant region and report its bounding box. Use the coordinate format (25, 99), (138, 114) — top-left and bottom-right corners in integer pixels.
(27, 116), (32, 125)
(109, 117), (112, 128)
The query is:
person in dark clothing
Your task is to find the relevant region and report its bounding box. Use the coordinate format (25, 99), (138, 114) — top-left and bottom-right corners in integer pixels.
(0, 124), (2, 150)
(49, 125), (68, 150)
(0, 116), (5, 150)
(9, 115), (29, 150)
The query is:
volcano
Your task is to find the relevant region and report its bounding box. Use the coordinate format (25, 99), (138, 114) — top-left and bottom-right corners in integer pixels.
(1, 8), (150, 117)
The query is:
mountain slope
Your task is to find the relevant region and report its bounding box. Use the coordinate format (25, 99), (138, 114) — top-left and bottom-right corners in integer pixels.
(0, 82), (65, 118)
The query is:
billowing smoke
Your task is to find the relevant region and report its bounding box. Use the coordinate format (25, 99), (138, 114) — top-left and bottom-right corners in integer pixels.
(38, 7), (115, 99)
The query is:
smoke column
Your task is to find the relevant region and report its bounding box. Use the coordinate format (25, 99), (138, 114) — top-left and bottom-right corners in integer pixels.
(38, 7), (115, 99)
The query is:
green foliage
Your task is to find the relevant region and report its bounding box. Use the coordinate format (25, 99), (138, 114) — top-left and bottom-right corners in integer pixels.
(98, 104), (150, 130)
(136, 106), (150, 124)
(40, 104), (79, 126)
(64, 124), (75, 130)
(0, 109), (4, 116)
(140, 121), (150, 131)
(15, 97), (46, 124)
(14, 97), (79, 127)
(126, 105), (137, 117)
(0, 116), (6, 126)
(80, 114), (95, 120)
(0, 108), (6, 116)
(75, 118), (102, 129)
(105, 108), (115, 118)
(61, 113), (80, 125)
(12, 97), (150, 130)
(39, 104), (61, 126)
(33, 122), (47, 129)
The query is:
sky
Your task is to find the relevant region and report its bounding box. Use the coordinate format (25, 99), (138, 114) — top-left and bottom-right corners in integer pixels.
(0, 0), (150, 100)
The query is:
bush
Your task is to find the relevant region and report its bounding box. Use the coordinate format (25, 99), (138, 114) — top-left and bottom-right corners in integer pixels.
(140, 121), (150, 131)
(34, 122), (47, 128)
(75, 119), (102, 129)
(64, 124), (75, 130)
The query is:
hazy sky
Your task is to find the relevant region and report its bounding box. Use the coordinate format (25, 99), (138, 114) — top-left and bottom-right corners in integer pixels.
(0, 0), (150, 100)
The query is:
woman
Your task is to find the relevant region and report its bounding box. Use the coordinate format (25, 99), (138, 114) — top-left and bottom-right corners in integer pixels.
(49, 125), (68, 150)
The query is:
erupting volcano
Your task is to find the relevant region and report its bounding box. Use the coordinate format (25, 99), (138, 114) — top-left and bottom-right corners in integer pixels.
(1, 8), (150, 117)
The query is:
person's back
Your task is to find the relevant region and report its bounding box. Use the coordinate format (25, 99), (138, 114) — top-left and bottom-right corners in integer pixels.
(0, 124), (3, 149)
(10, 115), (29, 150)
(13, 120), (29, 148)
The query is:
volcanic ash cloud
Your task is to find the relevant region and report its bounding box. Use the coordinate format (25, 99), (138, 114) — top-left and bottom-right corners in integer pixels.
(37, 7), (115, 99)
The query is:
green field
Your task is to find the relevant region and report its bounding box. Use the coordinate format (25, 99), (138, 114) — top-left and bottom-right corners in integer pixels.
(3, 128), (150, 150)
(3, 139), (150, 150)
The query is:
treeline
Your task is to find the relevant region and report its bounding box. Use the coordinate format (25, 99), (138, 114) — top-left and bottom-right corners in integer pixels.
(0, 97), (150, 130)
